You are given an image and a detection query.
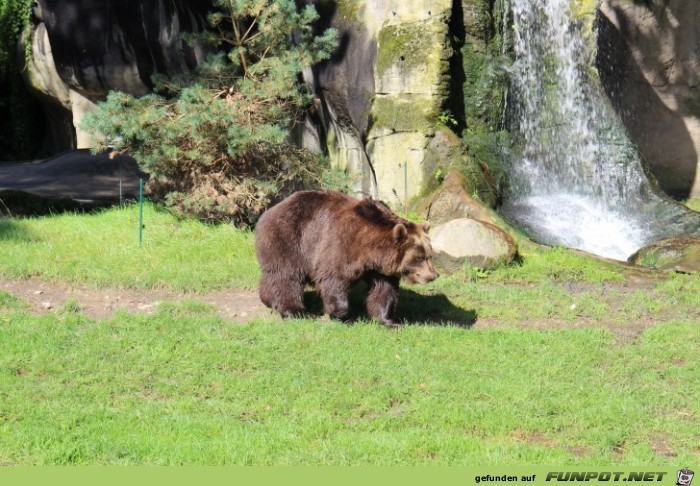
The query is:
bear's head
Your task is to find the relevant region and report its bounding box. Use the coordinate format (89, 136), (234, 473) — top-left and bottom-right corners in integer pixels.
(353, 198), (439, 284)
(393, 221), (439, 284)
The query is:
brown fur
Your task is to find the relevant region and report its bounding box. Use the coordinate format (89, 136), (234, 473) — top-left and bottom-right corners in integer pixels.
(255, 190), (439, 327)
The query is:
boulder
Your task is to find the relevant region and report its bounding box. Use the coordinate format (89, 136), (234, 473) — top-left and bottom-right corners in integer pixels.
(421, 170), (499, 226)
(0, 149), (147, 204)
(429, 218), (517, 272)
(627, 236), (700, 274)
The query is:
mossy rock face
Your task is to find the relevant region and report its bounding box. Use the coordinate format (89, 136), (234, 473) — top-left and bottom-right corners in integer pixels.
(462, 0), (495, 39)
(571, 0), (599, 49)
(419, 129), (498, 205)
(368, 94), (440, 137)
(376, 22), (431, 74)
(628, 236), (700, 273)
(461, 0), (506, 126)
(375, 17), (451, 95)
(368, 2), (453, 207)
(366, 131), (430, 207)
(334, 0), (363, 24)
(459, 0), (510, 203)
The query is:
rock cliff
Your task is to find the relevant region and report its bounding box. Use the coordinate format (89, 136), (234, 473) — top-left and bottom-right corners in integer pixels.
(19, 0), (700, 207)
(598, 0), (700, 199)
(23, 0), (208, 152)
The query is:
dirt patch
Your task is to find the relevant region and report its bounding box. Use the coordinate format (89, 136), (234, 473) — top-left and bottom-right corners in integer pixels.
(513, 431), (592, 457)
(649, 435), (678, 458)
(0, 277), (271, 322)
(0, 277), (687, 342)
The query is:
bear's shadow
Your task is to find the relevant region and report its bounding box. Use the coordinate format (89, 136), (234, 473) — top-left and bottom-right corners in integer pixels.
(303, 282), (477, 328)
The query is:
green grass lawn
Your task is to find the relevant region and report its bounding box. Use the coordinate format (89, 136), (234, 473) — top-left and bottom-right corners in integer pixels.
(0, 204), (698, 465)
(0, 202), (259, 291)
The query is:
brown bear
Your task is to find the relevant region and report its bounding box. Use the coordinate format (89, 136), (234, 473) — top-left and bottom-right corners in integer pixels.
(255, 190), (439, 327)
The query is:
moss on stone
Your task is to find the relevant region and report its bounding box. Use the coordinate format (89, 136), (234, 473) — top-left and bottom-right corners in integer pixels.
(463, 49), (506, 134)
(334, 0), (363, 24)
(571, 0), (599, 18)
(462, 0), (496, 40)
(571, 0), (599, 66)
(457, 0), (510, 206)
(376, 20), (449, 78)
(463, 0), (506, 127)
(369, 94), (440, 135)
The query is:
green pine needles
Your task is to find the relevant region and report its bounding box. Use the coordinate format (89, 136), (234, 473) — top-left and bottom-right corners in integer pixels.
(83, 0), (338, 225)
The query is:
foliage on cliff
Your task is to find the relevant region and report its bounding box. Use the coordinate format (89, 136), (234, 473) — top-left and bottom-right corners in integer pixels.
(456, 0), (511, 206)
(83, 0), (338, 225)
(0, 0), (44, 160)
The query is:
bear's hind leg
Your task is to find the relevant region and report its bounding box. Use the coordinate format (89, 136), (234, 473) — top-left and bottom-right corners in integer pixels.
(259, 271), (306, 318)
(366, 274), (401, 328)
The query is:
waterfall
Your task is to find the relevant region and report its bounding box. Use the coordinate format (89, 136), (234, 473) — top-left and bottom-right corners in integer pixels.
(500, 0), (700, 260)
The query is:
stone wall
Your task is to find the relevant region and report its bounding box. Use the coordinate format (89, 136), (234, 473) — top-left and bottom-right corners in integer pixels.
(301, 0), (500, 208)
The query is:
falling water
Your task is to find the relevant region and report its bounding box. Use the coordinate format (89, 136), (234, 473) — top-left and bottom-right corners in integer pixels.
(500, 0), (700, 260)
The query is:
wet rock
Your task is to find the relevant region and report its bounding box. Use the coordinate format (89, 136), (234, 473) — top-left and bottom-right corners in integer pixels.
(430, 218), (517, 272)
(627, 236), (700, 274)
(599, 0), (700, 198)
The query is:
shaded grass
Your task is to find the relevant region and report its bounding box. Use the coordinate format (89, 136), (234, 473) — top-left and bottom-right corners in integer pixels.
(0, 203), (258, 291)
(0, 306), (697, 465)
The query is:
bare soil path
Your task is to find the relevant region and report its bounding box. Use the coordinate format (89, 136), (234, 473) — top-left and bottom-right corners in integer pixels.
(0, 277), (271, 323)
(0, 276), (676, 347)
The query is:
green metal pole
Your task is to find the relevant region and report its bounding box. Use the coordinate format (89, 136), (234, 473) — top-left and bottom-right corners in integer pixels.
(138, 178), (144, 247)
(404, 162), (408, 218)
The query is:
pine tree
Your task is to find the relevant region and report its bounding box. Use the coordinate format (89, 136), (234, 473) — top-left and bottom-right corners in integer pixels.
(82, 0), (338, 225)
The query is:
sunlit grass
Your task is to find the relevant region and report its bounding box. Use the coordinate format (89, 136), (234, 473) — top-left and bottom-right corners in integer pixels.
(0, 203), (259, 291)
(0, 204), (698, 465)
(0, 304), (697, 465)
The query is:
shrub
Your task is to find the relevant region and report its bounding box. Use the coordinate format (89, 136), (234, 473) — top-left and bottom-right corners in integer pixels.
(83, 0), (338, 225)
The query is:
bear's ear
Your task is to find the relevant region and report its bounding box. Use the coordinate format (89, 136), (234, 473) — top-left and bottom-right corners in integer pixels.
(422, 221), (430, 233)
(393, 223), (408, 242)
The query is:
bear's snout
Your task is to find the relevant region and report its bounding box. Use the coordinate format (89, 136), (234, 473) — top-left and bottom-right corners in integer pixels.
(404, 261), (440, 284)
(420, 267), (440, 284)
